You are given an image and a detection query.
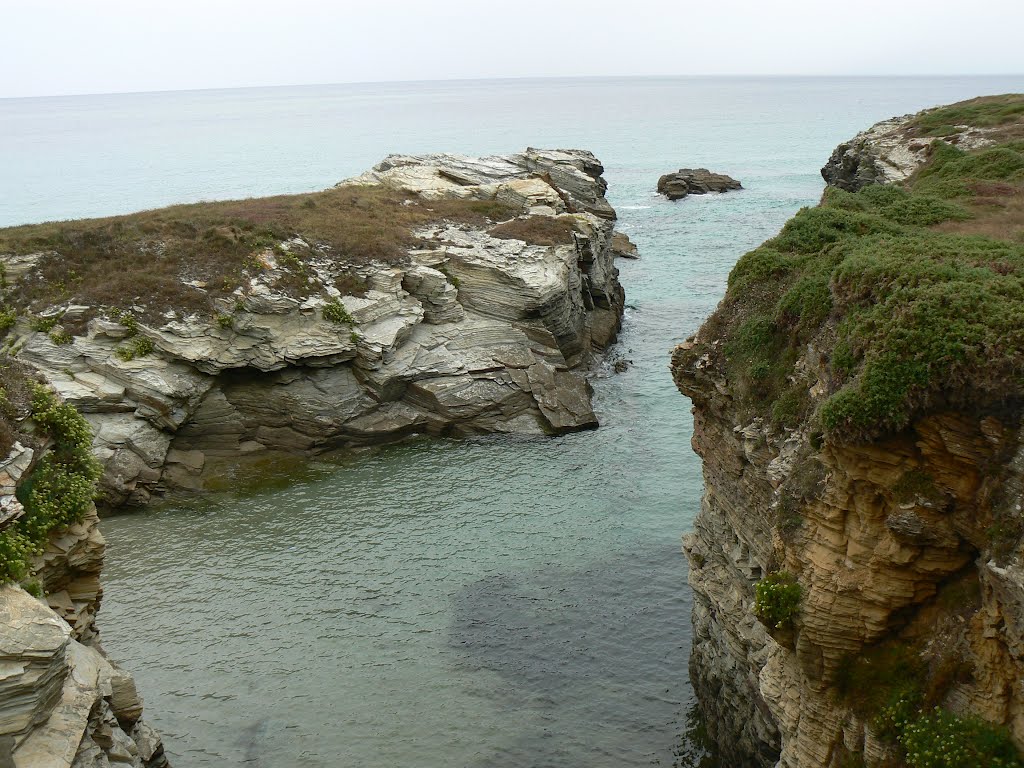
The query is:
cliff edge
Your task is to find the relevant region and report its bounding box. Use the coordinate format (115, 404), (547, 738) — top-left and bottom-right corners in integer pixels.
(672, 95), (1024, 767)
(0, 149), (629, 507)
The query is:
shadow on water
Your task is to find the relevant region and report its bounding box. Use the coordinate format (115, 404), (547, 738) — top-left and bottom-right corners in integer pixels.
(448, 543), (707, 767)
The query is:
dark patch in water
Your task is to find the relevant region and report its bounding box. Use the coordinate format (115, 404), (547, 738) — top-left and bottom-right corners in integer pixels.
(448, 545), (698, 767)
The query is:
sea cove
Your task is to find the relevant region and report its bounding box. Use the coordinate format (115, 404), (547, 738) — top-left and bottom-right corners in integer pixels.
(4, 75), (1024, 766)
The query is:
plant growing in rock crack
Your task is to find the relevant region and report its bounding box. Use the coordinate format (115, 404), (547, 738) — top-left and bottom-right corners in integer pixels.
(215, 313), (233, 330)
(29, 314), (62, 333)
(115, 335), (154, 361)
(754, 571), (802, 629)
(879, 692), (1023, 768)
(0, 385), (101, 583)
(322, 299), (354, 325)
(48, 329), (73, 345)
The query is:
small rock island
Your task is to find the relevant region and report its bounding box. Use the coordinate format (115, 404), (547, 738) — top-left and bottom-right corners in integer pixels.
(657, 168), (742, 200)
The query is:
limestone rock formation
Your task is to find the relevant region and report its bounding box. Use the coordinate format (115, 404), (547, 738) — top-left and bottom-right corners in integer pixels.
(0, 445), (166, 767)
(674, 97), (1024, 768)
(1, 149), (629, 507)
(657, 168), (742, 200)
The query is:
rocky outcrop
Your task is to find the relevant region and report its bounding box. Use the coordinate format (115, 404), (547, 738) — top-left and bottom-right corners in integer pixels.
(674, 102), (1024, 768)
(657, 169), (742, 200)
(820, 105), (1008, 191)
(0, 445), (166, 767)
(2, 149), (628, 507)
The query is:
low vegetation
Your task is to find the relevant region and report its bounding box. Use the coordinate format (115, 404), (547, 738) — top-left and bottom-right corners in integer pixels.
(880, 694), (1022, 768)
(0, 185), (515, 325)
(910, 94), (1024, 139)
(832, 628), (1020, 768)
(0, 368), (101, 585)
(753, 571), (802, 629)
(488, 215), (577, 246)
(700, 100), (1024, 443)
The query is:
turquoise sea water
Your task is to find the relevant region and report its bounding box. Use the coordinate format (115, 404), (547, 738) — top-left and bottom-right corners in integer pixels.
(4, 76), (1024, 766)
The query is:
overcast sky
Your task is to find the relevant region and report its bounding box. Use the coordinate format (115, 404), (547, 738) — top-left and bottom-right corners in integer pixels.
(2, 0), (1022, 98)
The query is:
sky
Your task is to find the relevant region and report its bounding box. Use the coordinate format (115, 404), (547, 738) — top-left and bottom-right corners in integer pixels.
(1, 0), (1023, 98)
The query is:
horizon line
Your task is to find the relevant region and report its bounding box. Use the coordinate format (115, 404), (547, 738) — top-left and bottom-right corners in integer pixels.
(4, 72), (1024, 102)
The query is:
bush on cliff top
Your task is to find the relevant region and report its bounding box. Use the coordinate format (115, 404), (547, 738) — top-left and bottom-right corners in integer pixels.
(709, 135), (1024, 442)
(0, 381), (100, 584)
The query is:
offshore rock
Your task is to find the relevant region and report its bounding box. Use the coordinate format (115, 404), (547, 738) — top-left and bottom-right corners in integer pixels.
(657, 168), (742, 200)
(3, 149), (629, 506)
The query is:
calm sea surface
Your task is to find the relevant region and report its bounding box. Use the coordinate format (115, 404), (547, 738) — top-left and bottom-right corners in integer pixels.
(3, 76), (1023, 767)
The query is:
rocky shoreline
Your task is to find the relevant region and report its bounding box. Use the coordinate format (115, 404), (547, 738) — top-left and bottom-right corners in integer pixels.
(0, 148), (631, 765)
(2, 149), (630, 508)
(673, 96), (1024, 767)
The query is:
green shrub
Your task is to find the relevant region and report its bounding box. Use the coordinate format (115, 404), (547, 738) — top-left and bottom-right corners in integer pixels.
(754, 571), (802, 629)
(215, 313), (233, 329)
(0, 386), (101, 583)
(0, 308), (16, 332)
(322, 299), (354, 325)
(110, 309), (139, 337)
(912, 95), (1024, 137)
(707, 129), (1024, 443)
(48, 329), (73, 345)
(880, 694), (1023, 768)
(115, 335), (154, 361)
(29, 315), (61, 333)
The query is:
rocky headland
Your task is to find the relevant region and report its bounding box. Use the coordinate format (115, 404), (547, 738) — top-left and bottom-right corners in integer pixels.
(657, 168), (743, 201)
(0, 148), (632, 764)
(673, 94), (1024, 767)
(0, 148), (632, 508)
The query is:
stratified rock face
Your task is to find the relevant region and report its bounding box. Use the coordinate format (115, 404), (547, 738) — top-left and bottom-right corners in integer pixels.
(674, 104), (1024, 768)
(657, 169), (742, 200)
(3, 149), (628, 507)
(1, 448), (167, 767)
(675, 337), (1024, 767)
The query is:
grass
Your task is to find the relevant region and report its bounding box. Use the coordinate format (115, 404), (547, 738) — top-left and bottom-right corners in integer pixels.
(682, 122), (1024, 443)
(910, 94), (1024, 138)
(488, 215), (578, 246)
(0, 185), (515, 325)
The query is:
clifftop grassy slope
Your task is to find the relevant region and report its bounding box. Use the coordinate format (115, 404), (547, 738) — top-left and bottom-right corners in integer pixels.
(683, 94), (1024, 444)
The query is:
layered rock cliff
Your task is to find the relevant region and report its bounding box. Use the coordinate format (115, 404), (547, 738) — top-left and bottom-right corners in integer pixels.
(1, 436), (166, 766)
(0, 149), (629, 507)
(673, 95), (1024, 767)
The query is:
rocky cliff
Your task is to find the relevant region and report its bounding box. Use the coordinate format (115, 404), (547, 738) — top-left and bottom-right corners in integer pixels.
(0, 149), (629, 507)
(1, 418), (166, 766)
(673, 95), (1024, 767)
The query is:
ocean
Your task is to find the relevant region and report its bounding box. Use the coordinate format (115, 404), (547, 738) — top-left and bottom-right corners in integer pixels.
(4, 75), (1023, 767)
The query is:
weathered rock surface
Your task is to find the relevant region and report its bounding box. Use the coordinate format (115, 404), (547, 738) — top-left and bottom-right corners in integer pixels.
(674, 109), (1024, 768)
(3, 149), (630, 507)
(0, 447), (167, 767)
(657, 168), (742, 200)
(820, 105), (1006, 191)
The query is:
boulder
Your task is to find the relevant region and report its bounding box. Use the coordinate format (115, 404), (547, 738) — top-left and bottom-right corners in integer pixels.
(657, 168), (742, 200)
